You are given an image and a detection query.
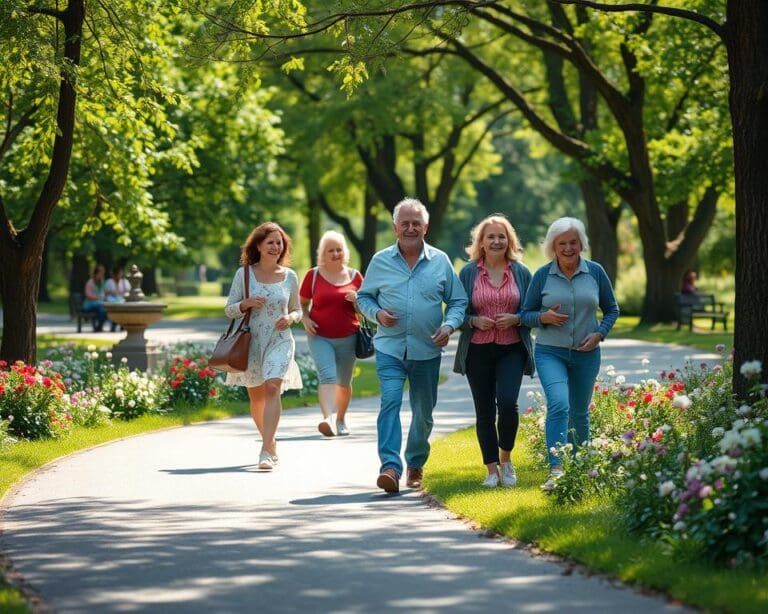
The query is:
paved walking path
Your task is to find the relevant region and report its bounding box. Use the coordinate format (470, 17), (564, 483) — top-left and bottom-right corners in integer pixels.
(0, 338), (716, 613)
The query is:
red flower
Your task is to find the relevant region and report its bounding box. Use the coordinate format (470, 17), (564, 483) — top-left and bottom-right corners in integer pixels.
(601, 388), (609, 395)
(642, 393), (653, 403)
(594, 384), (599, 391)
(42, 376), (53, 388)
(617, 403), (626, 411)
(668, 372), (676, 380)
(208, 389), (217, 396)
(0, 384), (4, 395)
(171, 380), (181, 388)
(183, 358), (192, 366)
(0, 360), (7, 368)
(627, 400), (637, 407)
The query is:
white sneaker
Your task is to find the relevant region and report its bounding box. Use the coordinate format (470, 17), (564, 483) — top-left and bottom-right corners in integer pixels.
(481, 472), (500, 488)
(258, 451), (275, 470)
(500, 461), (517, 487)
(541, 467), (564, 492)
(336, 421), (350, 436)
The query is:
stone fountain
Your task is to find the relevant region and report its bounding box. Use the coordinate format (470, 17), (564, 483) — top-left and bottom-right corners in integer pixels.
(104, 265), (167, 371)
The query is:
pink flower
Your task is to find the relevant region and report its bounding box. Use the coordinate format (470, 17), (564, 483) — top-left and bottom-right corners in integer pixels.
(698, 486), (712, 499)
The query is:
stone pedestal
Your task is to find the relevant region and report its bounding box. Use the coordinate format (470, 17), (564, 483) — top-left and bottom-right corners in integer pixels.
(104, 265), (167, 372)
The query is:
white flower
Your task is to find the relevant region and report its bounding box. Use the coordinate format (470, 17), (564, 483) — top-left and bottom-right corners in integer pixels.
(106, 352), (113, 359)
(121, 357), (128, 364)
(615, 375), (626, 386)
(87, 344), (96, 352)
(527, 391), (534, 399)
(742, 428), (762, 447)
(128, 400), (136, 408)
(658, 480), (675, 497)
(673, 521), (686, 532)
(604, 364), (615, 373)
(115, 389), (125, 400)
(711, 427), (725, 438)
(759, 468), (768, 481)
(90, 352), (99, 359)
(641, 358), (650, 367)
(739, 360), (762, 378)
(672, 395), (692, 410)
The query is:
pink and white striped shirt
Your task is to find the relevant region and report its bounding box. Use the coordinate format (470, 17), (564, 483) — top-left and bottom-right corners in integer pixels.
(470, 259), (521, 345)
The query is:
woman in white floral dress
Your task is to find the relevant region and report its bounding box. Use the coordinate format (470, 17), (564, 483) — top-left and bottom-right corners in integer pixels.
(225, 222), (302, 470)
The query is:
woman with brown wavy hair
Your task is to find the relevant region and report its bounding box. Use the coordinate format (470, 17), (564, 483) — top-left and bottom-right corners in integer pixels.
(224, 222), (303, 470)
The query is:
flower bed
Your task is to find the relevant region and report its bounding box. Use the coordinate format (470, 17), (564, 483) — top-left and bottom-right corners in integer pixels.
(520, 347), (768, 567)
(0, 342), (320, 447)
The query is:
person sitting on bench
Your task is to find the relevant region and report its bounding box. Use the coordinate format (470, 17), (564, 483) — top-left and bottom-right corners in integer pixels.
(83, 264), (109, 332)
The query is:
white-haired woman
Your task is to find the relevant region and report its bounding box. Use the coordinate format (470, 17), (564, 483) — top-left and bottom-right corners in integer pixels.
(300, 231), (364, 436)
(520, 217), (619, 491)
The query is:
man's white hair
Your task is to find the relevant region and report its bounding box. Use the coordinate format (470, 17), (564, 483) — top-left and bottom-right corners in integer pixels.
(392, 198), (429, 224)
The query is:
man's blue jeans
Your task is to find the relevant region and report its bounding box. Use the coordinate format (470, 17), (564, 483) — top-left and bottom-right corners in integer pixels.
(375, 351), (441, 476)
(534, 344), (601, 468)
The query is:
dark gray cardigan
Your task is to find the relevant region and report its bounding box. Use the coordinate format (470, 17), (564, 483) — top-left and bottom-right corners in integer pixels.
(452, 260), (535, 376)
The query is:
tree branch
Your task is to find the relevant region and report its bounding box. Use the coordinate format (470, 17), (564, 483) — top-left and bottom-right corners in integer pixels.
(0, 96), (38, 164)
(550, 1), (725, 39)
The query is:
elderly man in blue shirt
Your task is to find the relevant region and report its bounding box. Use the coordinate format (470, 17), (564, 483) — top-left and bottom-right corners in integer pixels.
(357, 198), (468, 493)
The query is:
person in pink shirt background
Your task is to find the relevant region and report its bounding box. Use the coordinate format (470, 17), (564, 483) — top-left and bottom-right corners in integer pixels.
(453, 215), (534, 488)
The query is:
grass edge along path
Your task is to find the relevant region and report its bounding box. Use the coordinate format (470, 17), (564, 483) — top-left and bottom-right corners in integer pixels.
(0, 362), (379, 612)
(423, 428), (767, 614)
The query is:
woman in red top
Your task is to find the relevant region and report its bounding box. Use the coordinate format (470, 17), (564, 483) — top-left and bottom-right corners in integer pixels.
(300, 231), (363, 437)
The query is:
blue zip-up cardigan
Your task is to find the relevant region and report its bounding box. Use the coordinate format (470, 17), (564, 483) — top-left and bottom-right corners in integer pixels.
(453, 260), (535, 376)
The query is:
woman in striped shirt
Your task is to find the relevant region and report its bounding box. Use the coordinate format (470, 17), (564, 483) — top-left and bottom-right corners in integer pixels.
(454, 215), (534, 487)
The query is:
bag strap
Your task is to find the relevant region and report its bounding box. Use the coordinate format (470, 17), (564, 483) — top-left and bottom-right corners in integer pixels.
(241, 264), (252, 327)
(311, 266), (318, 296)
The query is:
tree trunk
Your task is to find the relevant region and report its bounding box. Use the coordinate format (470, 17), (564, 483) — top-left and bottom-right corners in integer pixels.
(38, 239), (51, 303)
(307, 198), (321, 265)
(0, 0), (85, 365)
(0, 249), (42, 365)
(360, 184), (378, 271)
(69, 253), (90, 295)
(726, 1), (768, 398)
(580, 178), (619, 284)
(142, 266), (159, 296)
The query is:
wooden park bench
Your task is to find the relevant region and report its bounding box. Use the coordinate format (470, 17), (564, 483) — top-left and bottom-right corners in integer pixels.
(68, 291), (97, 333)
(675, 292), (730, 331)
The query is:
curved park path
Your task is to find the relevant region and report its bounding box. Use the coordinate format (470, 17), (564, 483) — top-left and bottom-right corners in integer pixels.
(1, 338), (713, 613)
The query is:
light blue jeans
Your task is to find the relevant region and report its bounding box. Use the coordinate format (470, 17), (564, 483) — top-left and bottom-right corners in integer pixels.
(534, 344), (601, 467)
(306, 334), (357, 385)
(375, 351), (441, 476)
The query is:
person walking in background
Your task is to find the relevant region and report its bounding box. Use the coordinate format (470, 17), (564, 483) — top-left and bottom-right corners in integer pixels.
(224, 222), (303, 471)
(357, 198), (468, 493)
(453, 215), (534, 488)
(520, 217), (619, 491)
(82, 264), (108, 332)
(300, 230), (364, 437)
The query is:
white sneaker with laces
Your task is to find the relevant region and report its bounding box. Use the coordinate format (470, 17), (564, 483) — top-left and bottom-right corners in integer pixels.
(336, 421), (350, 436)
(258, 451), (275, 470)
(500, 461), (517, 487)
(481, 472), (500, 488)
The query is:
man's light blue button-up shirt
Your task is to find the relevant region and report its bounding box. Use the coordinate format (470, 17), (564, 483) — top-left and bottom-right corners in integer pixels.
(357, 242), (468, 361)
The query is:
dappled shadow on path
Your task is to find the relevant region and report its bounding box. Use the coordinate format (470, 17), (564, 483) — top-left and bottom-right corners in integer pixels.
(0, 495), (679, 613)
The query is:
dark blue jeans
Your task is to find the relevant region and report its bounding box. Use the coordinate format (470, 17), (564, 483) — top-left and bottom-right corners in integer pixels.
(465, 342), (527, 465)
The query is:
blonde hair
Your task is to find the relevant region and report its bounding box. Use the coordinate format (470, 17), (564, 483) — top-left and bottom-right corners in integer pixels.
(465, 214), (523, 262)
(316, 230), (350, 266)
(541, 217), (589, 260)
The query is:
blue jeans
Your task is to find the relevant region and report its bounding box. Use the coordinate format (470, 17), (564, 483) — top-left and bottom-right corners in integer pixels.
(307, 334), (357, 385)
(82, 299), (107, 331)
(534, 344), (601, 467)
(375, 351), (441, 476)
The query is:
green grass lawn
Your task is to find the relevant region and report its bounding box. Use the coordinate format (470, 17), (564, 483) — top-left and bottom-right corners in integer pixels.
(612, 315), (732, 352)
(424, 428), (767, 614)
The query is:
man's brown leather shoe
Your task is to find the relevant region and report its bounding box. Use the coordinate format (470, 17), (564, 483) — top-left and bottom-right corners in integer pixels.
(406, 467), (423, 489)
(376, 468), (400, 493)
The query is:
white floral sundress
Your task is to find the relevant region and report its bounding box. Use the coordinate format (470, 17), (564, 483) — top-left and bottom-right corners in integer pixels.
(224, 266), (303, 392)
